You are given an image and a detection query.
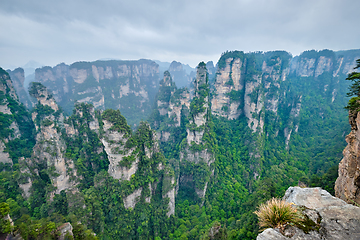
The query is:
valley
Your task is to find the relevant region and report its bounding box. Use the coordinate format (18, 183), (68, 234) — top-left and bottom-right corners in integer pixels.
(1, 48), (360, 239)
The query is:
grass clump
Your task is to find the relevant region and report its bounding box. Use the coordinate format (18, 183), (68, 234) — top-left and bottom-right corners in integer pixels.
(254, 198), (303, 232)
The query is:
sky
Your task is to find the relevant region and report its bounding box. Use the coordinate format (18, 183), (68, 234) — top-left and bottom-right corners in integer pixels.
(1, 0), (359, 70)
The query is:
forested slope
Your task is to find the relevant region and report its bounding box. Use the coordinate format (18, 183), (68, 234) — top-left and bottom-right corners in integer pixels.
(0, 48), (359, 239)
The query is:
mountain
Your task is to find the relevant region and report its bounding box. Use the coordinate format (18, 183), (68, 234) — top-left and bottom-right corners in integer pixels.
(0, 68), (35, 166)
(1, 48), (360, 239)
(154, 60), (196, 88)
(7, 68), (33, 108)
(0, 77), (175, 239)
(147, 49), (360, 239)
(34, 59), (160, 127)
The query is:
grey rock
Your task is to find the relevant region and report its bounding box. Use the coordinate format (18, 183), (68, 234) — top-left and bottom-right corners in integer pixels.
(284, 187), (346, 209)
(257, 228), (287, 240)
(257, 187), (360, 240)
(58, 222), (73, 240)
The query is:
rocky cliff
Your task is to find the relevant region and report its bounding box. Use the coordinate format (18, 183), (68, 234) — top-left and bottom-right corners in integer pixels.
(178, 62), (215, 199)
(4, 79), (176, 227)
(27, 82), (78, 196)
(257, 187), (360, 240)
(210, 50), (360, 137)
(0, 68), (35, 167)
(151, 71), (190, 140)
(35, 59), (160, 127)
(0, 68), (22, 164)
(7, 68), (33, 108)
(168, 61), (193, 88)
(208, 49), (360, 180)
(335, 110), (360, 205)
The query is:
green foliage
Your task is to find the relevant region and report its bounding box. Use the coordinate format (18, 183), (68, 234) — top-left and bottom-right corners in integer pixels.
(102, 109), (131, 136)
(64, 103), (109, 189)
(309, 165), (338, 196)
(345, 59), (360, 110)
(217, 51), (245, 69)
(0, 202), (12, 234)
(0, 52), (356, 240)
(254, 198), (302, 231)
(42, 119), (53, 127)
(33, 104), (55, 127)
(29, 82), (47, 98)
(0, 112), (12, 138)
(0, 67), (9, 77)
(0, 74), (36, 162)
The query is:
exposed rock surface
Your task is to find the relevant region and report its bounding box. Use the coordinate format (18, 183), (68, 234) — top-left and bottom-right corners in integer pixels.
(179, 62), (215, 199)
(335, 110), (360, 205)
(7, 68), (32, 108)
(58, 222), (74, 240)
(151, 71), (190, 142)
(211, 57), (244, 120)
(123, 188), (142, 209)
(29, 83), (78, 195)
(35, 59), (159, 126)
(257, 186), (360, 240)
(100, 119), (137, 181)
(0, 68), (24, 164)
(168, 61), (192, 88)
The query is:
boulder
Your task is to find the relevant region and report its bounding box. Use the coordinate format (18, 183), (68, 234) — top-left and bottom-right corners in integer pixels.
(257, 187), (360, 240)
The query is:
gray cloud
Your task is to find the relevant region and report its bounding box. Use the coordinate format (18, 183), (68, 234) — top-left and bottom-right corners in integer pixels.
(1, 0), (360, 69)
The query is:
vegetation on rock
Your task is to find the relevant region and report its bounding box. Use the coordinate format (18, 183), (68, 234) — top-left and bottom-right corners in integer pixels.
(254, 198), (302, 232)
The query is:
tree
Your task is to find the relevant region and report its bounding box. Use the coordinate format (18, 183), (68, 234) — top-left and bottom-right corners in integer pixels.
(345, 59), (360, 111)
(0, 202), (12, 234)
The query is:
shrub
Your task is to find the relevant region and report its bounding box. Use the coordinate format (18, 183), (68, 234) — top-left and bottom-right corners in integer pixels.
(254, 198), (302, 232)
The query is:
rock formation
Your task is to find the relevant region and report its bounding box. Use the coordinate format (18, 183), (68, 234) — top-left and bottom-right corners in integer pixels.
(35, 59), (159, 127)
(28, 82), (78, 196)
(179, 62), (215, 199)
(168, 61), (192, 88)
(7, 68), (32, 108)
(335, 110), (360, 205)
(257, 186), (360, 240)
(0, 68), (34, 166)
(0, 69), (19, 164)
(151, 71), (190, 142)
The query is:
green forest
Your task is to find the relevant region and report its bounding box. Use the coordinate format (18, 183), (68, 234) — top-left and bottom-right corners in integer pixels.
(0, 49), (357, 239)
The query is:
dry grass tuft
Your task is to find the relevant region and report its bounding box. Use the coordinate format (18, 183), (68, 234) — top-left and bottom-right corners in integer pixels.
(254, 198), (302, 232)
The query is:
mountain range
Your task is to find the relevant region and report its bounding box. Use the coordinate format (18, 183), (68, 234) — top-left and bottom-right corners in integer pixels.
(1, 48), (360, 239)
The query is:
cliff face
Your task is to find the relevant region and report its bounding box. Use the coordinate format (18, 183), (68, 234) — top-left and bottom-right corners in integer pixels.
(212, 49), (360, 132)
(168, 61), (192, 88)
(0, 69), (22, 164)
(179, 62), (215, 199)
(0, 69), (35, 170)
(211, 50), (360, 147)
(35, 60), (160, 127)
(7, 68), (32, 108)
(28, 82), (78, 196)
(335, 110), (360, 205)
(10, 81), (175, 218)
(151, 71), (190, 143)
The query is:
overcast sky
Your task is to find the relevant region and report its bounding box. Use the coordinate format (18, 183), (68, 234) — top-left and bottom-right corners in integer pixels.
(1, 0), (359, 70)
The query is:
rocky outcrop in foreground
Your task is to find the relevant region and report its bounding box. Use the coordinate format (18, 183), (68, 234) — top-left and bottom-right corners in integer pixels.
(257, 186), (360, 240)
